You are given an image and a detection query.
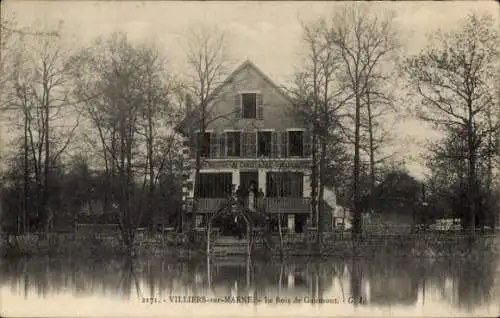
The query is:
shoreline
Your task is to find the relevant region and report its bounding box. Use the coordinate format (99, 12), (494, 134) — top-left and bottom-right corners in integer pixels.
(2, 232), (498, 259)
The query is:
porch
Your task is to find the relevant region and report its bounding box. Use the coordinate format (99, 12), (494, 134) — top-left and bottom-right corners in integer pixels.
(187, 197), (311, 214)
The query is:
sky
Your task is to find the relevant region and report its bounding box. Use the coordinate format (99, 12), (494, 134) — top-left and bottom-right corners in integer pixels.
(1, 0), (499, 179)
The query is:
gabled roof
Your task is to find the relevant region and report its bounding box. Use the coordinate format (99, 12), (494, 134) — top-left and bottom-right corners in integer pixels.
(211, 59), (293, 103)
(175, 60), (293, 136)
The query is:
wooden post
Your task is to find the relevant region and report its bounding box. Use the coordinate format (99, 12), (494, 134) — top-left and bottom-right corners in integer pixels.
(207, 255), (212, 289)
(207, 222), (211, 255)
(247, 224), (250, 256)
(246, 255), (250, 288)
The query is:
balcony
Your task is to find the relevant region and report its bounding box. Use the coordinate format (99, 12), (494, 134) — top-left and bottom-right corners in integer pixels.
(258, 197), (311, 214)
(187, 197), (311, 214)
(187, 198), (228, 214)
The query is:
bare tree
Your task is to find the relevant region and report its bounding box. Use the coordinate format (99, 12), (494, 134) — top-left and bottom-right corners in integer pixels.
(2, 23), (78, 233)
(0, 16), (17, 106)
(404, 13), (499, 234)
(0, 17), (62, 111)
(324, 3), (399, 237)
(183, 25), (232, 231)
(70, 33), (178, 250)
(288, 18), (348, 246)
(360, 75), (399, 196)
(135, 44), (182, 232)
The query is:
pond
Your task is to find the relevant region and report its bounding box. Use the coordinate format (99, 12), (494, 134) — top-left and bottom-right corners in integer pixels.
(1, 253), (499, 317)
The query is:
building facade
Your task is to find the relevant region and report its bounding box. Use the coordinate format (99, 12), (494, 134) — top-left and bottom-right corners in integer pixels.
(177, 60), (313, 234)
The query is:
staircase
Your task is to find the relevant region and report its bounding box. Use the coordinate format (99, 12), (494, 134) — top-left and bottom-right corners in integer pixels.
(211, 236), (250, 256)
(208, 198), (251, 256)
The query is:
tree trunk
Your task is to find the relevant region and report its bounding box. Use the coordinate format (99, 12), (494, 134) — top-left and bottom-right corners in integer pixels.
(310, 130), (318, 229)
(467, 127), (477, 236)
(277, 181), (284, 257)
(147, 102), (155, 233)
(317, 135), (326, 249)
(192, 108), (205, 233)
(99, 126), (110, 212)
(126, 112), (136, 247)
(486, 105), (494, 229)
(23, 108), (29, 234)
(118, 116), (132, 250)
(352, 94), (362, 238)
(42, 81), (50, 233)
(366, 91), (376, 197)
(486, 104), (493, 192)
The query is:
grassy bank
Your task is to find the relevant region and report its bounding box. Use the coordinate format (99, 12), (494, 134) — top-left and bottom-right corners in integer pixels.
(1, 233), (127, 258)
(270, 233), (499, 259)
(1, 232), (498, 259)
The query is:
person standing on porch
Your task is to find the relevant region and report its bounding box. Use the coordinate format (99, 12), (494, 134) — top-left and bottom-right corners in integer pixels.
(236, 185), (245, 207)
(249, 181), (260, 211)
(258, 188), (264, 198)
(248, 185), (255, 212)
(229, 184), (236, 197)
(257, 188), (265, 212)
(229, 184), (237, 204)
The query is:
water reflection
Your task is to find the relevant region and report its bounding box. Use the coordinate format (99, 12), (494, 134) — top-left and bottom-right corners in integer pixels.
(1, 254), (499, 315)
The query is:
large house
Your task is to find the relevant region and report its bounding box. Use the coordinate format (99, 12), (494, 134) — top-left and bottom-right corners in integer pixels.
(176, 60), (314, 236)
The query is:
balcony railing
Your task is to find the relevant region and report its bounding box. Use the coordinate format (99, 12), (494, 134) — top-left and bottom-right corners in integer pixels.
(259, 197), (311, 214)
(187, 197), (311, 214)
(190, 198), (228, 213)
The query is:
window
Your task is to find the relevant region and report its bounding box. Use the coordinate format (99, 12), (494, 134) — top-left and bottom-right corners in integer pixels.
(288, 130), (304, 157)
(257, 131), (272, 157)
(266, 172), (304, 197)
(242, 132), (257, 157)
(242, 93), (257, 118)
(226, 131), (241, 157)
(196, 173), (233, 198)
(197, 132), (211, 157)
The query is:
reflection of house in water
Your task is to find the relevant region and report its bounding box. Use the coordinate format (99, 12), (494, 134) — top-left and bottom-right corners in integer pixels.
(206, 257), (335, 300)
(208, 257), (252, 297)
(1, 256), (497, 313)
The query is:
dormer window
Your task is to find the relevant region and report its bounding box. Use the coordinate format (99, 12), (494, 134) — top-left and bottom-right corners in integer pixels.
(242, 93), (257, 119)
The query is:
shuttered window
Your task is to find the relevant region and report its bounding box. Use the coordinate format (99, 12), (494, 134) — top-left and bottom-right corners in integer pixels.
(256, 93), (263, 120)
(288, 130), (304, 157)
(242, 93), (257, 119)
(226, 132), (241, 157)
(219, 132), (226, 157)
(271, 131), (279, 158)
(242, 131), (257, 157)
(279, 131), (288, 158)
(303, 130), (312, 157)
(257, 131), (272, 157)
(209, 133), (220, 158)
(234, 94), (241, 119)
